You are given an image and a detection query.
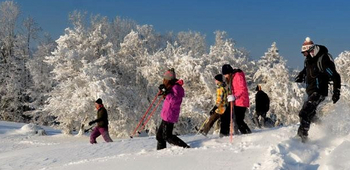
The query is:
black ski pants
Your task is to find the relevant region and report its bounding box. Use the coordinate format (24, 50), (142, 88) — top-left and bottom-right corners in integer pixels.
(253, 111), (267, 128)
(298, 92), (325, 137)
(220, 106), (230, 136)
(221, 104), (251, 135)
(235, 106), (251, 134)
(156, 120), (189, 150)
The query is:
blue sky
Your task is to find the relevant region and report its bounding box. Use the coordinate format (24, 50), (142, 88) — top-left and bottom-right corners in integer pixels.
(13, 0), (350, 69)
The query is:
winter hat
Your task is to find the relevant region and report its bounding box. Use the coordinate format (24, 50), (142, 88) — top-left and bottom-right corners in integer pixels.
(222, 64), (234, 75)
(95, 98), (103, 104)
(164, 68), (176, 80)
(214, 74), (224, 82)
(255, 85), (262, 91)
(301, 37), (314, 53)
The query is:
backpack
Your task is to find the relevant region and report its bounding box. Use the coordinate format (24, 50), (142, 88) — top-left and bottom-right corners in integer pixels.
(316, 53), (334, 73)
(317, 53), (336, 83)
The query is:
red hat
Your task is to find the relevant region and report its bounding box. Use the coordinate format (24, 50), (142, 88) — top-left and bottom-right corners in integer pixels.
(301, 37), (314, 53)
(164, 68), (176, 80)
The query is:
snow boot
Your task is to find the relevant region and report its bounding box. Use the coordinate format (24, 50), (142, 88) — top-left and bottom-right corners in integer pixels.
(297, 126), (308, 143)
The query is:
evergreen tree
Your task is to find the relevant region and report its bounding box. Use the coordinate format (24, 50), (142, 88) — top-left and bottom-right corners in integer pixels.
(0, 1), (29, 122)
(26, 33), (57, 125)
(253, 42), (303, 125)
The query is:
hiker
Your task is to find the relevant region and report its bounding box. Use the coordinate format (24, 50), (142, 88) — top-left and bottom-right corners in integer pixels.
(89, 98), (113, 144)
(295, 37), (341, 142)
(200, 74), (228, 136)
(253, 85), (270, 128)
(156, 68), (190, 150)
(222, 64), (251, 135)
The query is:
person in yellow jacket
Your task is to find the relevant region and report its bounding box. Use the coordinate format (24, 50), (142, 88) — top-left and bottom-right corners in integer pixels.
(200, 74), (228, 136)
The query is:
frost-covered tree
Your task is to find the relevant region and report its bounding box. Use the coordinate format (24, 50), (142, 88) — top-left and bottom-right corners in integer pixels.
(44, 12), (118, 134)
(206, 31), (253, 82)
(335, 51), (350, 86)
(322, 51), (350, 111)
(26, 33), (57, 125)
(110, 16), (137, 50)
(0, 1), (29, 122)
(22, 16), (42, 56)
(176, 31), (206, 57)
(253, 42), (304, 125)
(137, 31), (253, 135)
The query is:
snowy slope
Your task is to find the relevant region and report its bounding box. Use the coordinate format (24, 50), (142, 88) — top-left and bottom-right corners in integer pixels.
(1, 114), (350, 170)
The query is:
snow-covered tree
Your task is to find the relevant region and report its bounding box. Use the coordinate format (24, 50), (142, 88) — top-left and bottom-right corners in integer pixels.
(176, 31), (206, 57)
(110, 16), (137, 50)
(44, 12), (118, 134)
(335, 51), (350, 86)
(26, 33), (57, 125)
(322, 51), (350, 111)
(137, 31), (253, 135)
(0, 1), (29, 122)
(253, 42), (304, 125)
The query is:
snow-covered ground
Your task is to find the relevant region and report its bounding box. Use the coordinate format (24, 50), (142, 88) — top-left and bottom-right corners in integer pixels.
(1, 110), (350, 170)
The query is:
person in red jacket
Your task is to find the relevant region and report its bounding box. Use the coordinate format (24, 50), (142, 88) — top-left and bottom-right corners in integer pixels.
(222, 64), (251, 135)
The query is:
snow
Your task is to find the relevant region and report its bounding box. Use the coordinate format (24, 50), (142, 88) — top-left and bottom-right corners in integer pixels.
(1, 110), (350, 170)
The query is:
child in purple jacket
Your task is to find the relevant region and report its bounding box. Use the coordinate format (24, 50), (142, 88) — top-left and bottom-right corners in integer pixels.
(156, 68), (190, 150)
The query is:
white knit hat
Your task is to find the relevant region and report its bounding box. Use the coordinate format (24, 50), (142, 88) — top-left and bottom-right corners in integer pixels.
(301, 37), (314, 53)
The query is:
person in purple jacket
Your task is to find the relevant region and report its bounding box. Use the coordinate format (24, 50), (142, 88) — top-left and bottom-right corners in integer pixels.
(156, 68), (190, 150)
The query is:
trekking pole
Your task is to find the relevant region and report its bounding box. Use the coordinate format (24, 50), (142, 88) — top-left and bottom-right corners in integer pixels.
(137, 97), (164, 134)
(230, 101), (233, 143)
(84, 126), (94, 133)
(230, 101), (239, 143)
(130, 91), (161, 138)
(196, 117), (209, 135)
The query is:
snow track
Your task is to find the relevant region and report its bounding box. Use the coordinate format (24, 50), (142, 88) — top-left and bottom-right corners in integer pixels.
(1, 121), (350, 170)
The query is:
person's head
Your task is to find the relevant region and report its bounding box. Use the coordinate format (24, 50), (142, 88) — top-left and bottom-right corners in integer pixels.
(163, 68), (177, 87)
(301, 37), (314, 57)
(214, 74), (224, 85)
(95, 98), (103, 110)
(255, 85), (262, 91)
(222, 64), (234, 79)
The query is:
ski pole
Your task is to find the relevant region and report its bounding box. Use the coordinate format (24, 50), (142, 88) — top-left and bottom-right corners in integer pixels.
(230, 101), (239, 143)
(230, 101), (233, 143)
(137, 97), (164, 134)
(84, 126), (94, 133)
(130, 91), (160, 138)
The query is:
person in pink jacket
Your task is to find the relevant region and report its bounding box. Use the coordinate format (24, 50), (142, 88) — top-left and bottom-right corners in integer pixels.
(222, 64), (251, 135)
(156, 68), (190, 150)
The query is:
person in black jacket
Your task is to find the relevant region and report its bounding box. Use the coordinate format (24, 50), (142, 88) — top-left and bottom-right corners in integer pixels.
(253, 85), (270, 128)
(295, 37), (341, 142)
(89, 98), (113, 144)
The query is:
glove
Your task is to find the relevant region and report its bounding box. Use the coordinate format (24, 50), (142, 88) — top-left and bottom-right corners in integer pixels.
(158, 84), (168, 95)
(88, 120), (95, 126)
(227, 95), (235, 102)
(210, 106), (218, 115)
(332, 89), (340, 104)
(295, 74), (304, 83)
